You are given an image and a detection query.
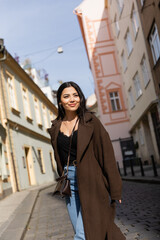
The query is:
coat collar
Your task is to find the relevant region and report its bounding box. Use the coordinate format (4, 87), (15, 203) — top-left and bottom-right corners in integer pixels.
(49, 112), (94, 166)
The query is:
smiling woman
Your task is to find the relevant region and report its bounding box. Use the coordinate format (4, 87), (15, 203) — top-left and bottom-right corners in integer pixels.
(48, 81), (125, 240)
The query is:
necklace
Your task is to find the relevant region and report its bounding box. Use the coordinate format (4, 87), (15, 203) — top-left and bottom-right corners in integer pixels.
(62, 117), (79, 136)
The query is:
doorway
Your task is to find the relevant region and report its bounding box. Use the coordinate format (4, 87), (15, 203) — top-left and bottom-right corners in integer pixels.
(24, 147), (36, 186)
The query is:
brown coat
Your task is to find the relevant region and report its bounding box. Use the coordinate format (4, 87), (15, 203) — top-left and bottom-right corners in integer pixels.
(48, 112), (125, 240)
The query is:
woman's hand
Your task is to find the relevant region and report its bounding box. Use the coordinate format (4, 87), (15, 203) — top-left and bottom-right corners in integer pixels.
(111, 199), (122, 204)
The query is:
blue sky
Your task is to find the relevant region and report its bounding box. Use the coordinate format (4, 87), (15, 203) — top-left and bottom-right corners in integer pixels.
(0, 0), (95, 98)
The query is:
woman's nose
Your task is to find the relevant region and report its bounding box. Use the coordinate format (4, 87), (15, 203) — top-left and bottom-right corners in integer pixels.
(70, 96), (75, 102)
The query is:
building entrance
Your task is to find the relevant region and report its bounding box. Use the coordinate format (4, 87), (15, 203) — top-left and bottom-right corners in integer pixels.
(24, 147), (36, 186)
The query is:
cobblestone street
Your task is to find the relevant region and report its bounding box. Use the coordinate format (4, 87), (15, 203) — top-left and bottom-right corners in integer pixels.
(115, 182), (160, 240)
(23, 182), (160, 240)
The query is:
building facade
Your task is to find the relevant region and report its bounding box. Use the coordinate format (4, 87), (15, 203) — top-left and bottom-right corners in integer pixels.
(136, 0), (160, 160)
(108, 0), (160, 163)
(75, 0), (130, 167)
(0, 50), (57, 197)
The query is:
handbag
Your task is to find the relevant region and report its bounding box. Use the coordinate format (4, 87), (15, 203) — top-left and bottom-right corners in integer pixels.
(53, 118), (79, 197)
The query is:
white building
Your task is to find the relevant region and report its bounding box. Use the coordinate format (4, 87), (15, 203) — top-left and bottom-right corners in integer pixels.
(108, 0), (159, 163)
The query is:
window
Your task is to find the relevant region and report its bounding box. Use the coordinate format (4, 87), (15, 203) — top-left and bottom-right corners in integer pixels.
(37, 149), (45, 173)
(128, 88), (135, 109)
(34, 97), (42, 125)
(149, 23), (160, 64)
(49, 152), (55, 171)
(42, 104), (49, 128)
(131, 8), (139, 37)
(125, 30), (133, 56)
(141, 56), (150, 86)
(109, 91), (122, 111)
(22, 86), (31, 119)
(121, 51), (127, 72)
(133, 72), (142, 98)
(49, 110), (56, 124)
(114, 15), (120, 37)
(7, 76), (17, 109)
(116, 0), (124, 14)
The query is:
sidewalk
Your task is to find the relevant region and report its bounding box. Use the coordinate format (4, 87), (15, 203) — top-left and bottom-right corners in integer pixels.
(0, 182), (55, 240)
(121, 165), (160, 184)
(0, 168), (159, 240)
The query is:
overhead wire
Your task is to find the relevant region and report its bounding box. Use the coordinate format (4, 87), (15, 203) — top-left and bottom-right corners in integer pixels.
(20, 2), (154, 66)
(21, 36), (82, 66)
(21, 37), (81, 57)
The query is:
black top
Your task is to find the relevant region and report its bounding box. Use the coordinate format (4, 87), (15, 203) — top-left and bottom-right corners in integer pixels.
(57, 130), (78, 166)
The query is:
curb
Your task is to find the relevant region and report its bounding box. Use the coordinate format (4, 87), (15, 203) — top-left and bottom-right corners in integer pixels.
(122, 177), (160, 184)
(0, 183), (55, 240)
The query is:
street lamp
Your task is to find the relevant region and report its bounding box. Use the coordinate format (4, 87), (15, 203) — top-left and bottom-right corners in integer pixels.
(57, 46), (63, 54)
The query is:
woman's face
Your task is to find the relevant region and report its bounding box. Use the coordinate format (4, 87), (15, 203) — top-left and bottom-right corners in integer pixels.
(60, 86), (80, 113)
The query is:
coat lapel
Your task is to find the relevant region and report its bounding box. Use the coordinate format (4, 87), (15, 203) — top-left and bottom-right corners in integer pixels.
(48, 113), (94, 168)
(77, 115), (93, 164)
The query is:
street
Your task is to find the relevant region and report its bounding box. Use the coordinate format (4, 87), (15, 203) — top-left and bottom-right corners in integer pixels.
(23, 182), (160, 240)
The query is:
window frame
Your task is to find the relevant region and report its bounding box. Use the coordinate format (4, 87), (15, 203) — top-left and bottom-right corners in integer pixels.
(6, 71), (19, 114)
(125, 30), (133, 57)
(42, 104), (49, 129)
(21, 85), (32, 121)
(133, 72), (142, 99)
(37, 148), (45, 174)
(128, 87), (135, 109)
(149, 23), (160, 65)
(33, 96), (42, 127)
(109, 91), (122, 112)
(131, 7), (139, 38)
(116, 0), (124, 15)
(121, 50), (127, 72)
(49, 151), (56, 171)
(140, 55), (150, 87)
(114, 14), (120, 37)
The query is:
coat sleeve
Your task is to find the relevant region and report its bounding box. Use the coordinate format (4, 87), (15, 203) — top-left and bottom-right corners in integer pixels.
(93, 115), (122, 200)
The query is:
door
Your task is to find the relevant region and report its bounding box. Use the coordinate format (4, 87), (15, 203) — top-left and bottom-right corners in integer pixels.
(24, 147), (36, 186)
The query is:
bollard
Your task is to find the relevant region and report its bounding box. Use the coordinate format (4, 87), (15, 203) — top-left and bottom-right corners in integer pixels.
(151, 155), (158, 177)
(117, 162), (121, 176)
(130, 158), (135, 176)
(139, 157), (145, 176)
(123, 160), (127, 176)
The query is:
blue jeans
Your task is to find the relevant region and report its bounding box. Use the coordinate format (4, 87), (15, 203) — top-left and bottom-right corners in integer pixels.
(64, 166), (85, 240)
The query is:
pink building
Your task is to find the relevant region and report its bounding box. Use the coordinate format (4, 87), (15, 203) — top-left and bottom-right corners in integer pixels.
(74, 0), (131, 167)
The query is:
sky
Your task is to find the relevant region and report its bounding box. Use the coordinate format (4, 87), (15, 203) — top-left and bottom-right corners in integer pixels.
(0, 0), (95, 98)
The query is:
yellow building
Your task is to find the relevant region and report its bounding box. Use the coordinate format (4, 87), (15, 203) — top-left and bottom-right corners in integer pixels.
(0, 47), (57, 198)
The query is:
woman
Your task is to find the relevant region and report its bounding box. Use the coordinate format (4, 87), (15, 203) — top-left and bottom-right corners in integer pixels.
(48, 81), (125, 240)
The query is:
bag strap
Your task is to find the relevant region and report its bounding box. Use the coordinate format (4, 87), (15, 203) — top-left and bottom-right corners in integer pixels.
(66, 117), (79, 174)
